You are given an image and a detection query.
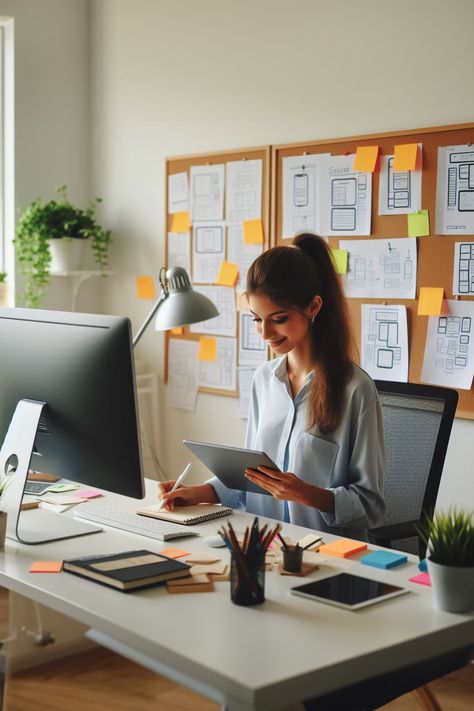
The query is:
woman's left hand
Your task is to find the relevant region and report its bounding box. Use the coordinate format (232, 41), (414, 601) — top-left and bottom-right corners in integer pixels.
(244, 466), (311, 505)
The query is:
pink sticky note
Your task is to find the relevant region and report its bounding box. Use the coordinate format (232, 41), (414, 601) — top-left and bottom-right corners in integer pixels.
(75, 489), (102, 500)
(409, 572), (431, 587)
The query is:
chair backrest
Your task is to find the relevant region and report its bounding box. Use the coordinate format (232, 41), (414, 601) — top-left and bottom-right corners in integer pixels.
(374, 381), (458, 528)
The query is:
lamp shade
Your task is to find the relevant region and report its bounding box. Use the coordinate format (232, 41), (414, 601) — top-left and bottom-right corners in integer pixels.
(154, 267), (218, 331)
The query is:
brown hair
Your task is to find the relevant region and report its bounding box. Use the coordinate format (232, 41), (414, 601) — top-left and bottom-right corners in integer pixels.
(246, 233), (355, 434)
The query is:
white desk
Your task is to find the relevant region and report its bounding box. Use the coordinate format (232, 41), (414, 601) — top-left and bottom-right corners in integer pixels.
(0, 482), (473, 711)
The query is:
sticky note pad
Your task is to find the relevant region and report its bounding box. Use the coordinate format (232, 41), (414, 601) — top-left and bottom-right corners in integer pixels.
(418, 287), (444, 316)
(408, 210), (430, 237)
(74, 489), (102, 500)
(409, 572), (431, 587)
(318, 539), (368, 558)
(216, 261), (239, 287)
(360, 551), (408, 569)
(160, 547), (191, 559)
(48, 483), (79, 493)
(171, 211), (190, 233)
(331, 248), (348, 274)
(29, 561), (63, 573)
(353, 145), (379, 173)
(393, 143), (418, 171)
(198, 336), (217, 361)
(243, 219), (264, 245)
(171, 326), (184, 335)
(136, 276), (156, 300)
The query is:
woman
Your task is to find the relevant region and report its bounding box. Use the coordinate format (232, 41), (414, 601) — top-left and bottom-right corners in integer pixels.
(159, 232), (385, 539)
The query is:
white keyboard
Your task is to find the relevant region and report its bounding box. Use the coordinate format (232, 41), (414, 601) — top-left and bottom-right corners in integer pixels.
(74, 505), (199, 541)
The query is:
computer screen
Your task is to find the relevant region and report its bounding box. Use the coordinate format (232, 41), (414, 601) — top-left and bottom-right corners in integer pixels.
(0, 307), (145, 501)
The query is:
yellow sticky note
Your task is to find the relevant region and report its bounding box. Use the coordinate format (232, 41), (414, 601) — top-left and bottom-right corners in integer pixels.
(216, 261), (239, 287)
(171, 211), (191, 233)
(393, 143), (418, 171)
(198, 336), (217, 361)
(136, 276), (157, 300)
(408, 210), (430, 237)
(418, 287), (444, 316)
(243, 219), (264, 245)
(170, 327), (184, 335)
(353, 145), (379, 172)
(331, 249), (348, 274)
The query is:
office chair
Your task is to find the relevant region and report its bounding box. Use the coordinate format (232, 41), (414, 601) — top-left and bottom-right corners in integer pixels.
(369, 380), (458, 560)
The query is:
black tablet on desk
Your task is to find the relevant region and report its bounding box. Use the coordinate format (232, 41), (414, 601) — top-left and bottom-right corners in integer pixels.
(291, 573), (410, 610)
(183, 440), (280, 495)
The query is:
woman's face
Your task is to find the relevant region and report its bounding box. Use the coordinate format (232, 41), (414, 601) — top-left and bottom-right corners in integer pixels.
(248, 293), (314, 355)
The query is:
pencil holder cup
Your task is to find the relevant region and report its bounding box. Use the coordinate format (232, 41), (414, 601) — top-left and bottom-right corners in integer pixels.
(282, 545), (303, 573)
(230, 553), (265, 606)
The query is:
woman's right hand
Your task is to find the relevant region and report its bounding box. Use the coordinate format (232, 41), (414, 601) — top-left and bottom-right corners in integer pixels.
(157, 481), (219, 511)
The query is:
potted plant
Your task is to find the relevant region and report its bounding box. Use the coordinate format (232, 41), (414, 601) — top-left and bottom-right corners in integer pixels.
(418, 509), (474, 613)
(0, 272), (8, 307)
(15, 186), (112, 308)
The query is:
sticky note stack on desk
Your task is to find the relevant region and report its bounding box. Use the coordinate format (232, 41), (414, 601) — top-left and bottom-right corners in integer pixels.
(318, 539), (367, 558)
(360, 551), (408, 569)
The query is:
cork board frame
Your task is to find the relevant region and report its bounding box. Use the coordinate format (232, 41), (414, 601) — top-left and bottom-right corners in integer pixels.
(272, 123), (474, 419)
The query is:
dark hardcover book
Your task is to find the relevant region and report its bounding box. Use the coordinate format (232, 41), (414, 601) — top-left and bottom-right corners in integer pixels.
(63, 550), (191, 592)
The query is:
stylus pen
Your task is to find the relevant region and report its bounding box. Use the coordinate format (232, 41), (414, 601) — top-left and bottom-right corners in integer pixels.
(158, 462), (192, 511)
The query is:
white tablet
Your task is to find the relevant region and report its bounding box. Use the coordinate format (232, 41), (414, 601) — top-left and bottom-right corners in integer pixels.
(291, 572), (410, 610)
(183, 440), (280, 495)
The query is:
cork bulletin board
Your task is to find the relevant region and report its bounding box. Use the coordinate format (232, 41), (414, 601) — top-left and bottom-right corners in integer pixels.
(272, 123), (474, 418)
(164, 145), (271, 397)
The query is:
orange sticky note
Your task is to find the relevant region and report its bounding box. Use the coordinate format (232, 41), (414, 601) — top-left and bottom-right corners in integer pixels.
(216, 261), (239, 287)
(171, 326), (184, 335)
(198, 336), (217, 361)
(136, 276), (156, 300)
(418, 287), (444, 316)
(318, 539), (367, 559)
(29, 561), (63, 573)
(353, 146), (379, 172)
(160, 548), (191, 559)
(243, 219), (264, 245)
(171, 211), (191, 233)
(393, 143), (418, 171)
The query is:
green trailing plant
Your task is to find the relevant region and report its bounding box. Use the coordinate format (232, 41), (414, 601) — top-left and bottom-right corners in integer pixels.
(15, 186), (112, 308)
(0, 272), (7, 283)
(417, 509), (474, 568)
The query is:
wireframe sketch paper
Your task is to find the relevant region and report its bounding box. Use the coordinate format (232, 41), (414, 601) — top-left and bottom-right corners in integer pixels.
(421, 300), (474, 390)
(436, 145), (474, 235)
(453, 242), (474, 295)
(378, 146), (422, 215)
(190, 164), (225, 222)
(238, 367), (256, 419)
(238, 311), (267, 367)
(226, 159), (262, 224)
(168, 339), (199, 411)
(340, 237), (417, 299)
(192, 222), (226, 283)
(361, 304), (408, 382)
(168, 172), (190, 214)
(227, 223), (263, 291)
(167, 232), (191, 274)
(190, 286), (236, 337)
(320, 154), (372, 236)
(198, 336), (237, 391)
(282, 154), (329, 239)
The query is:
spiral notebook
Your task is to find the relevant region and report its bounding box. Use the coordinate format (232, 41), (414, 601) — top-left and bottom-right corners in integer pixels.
(136, 503), (233, 525)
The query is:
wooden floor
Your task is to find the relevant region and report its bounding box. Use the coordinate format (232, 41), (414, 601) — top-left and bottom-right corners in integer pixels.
(1, 588), (472, 710)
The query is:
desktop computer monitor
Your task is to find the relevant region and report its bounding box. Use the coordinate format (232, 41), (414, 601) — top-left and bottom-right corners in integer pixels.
(0, 307), (145, 542)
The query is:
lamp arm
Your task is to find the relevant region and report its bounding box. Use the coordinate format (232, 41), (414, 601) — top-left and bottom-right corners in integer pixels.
(132, 290), (167, 348)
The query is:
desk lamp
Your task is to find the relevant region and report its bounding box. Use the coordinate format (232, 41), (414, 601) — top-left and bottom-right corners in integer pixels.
(133, 266), (218, 346)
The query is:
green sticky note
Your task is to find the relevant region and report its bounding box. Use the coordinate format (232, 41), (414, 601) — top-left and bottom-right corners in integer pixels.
(331, 249), (348, 274)
(408, 210), (430, 237)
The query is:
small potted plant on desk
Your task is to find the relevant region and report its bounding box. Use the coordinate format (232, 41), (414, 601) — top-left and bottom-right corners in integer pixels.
(418, 509), (474, 613)
(0, 272), (8, 307)
(14, 186), (112, 308)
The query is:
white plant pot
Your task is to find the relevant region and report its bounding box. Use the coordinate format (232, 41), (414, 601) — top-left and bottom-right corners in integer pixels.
(49, 238), (87, 272)
(0, 283), (9, 307)
(427, 558), (474, 613)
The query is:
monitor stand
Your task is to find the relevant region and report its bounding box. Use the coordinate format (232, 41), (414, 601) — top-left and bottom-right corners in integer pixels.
(0, 399), (102, 544)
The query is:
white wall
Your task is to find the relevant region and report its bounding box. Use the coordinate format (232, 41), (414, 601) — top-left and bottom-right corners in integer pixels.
(89, 0), (474, 507)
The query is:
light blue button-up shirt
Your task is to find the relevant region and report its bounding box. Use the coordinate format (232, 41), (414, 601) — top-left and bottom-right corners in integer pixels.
(208, 358), (385, 540)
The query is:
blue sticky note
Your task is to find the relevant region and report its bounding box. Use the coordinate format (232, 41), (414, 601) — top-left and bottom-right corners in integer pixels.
(418, 558), (428, 572)
(360, 551), (408, 569)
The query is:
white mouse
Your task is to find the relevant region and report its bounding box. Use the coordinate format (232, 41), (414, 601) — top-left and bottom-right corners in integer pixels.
(203, 535), (226, 548)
